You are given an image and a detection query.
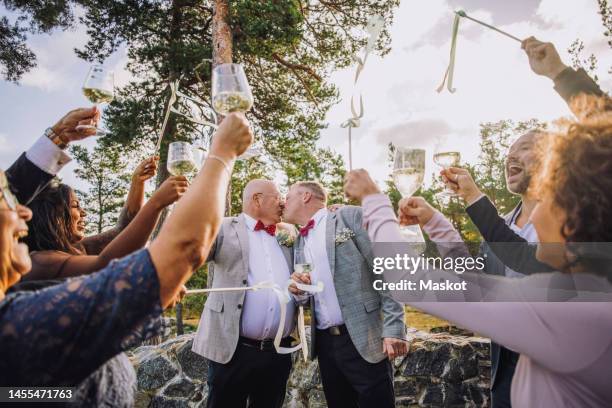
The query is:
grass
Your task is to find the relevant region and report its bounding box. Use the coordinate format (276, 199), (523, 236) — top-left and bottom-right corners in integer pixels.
(178, 307), (448, 334)
(404, 306), (449, 332)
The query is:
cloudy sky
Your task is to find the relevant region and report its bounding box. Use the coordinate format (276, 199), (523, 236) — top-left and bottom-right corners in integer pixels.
(1, 0), (610, 191)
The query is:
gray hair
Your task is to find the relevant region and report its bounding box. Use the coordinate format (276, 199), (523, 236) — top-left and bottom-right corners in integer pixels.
(294, 181), (327, 204)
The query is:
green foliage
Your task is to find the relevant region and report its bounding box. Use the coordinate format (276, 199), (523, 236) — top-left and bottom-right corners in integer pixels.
(568, 39), (599, 83)
(598, 0), (612, 74)
(71, 0), (398, 201)
(182, 264), (208, 320)
(0, 0), (77, 81)
(71, 143), (137, 235)
(385, 119), (545, 243)
(67, 1), (400, 317)
(0, 16), (35, 81)
(568, 0), (612, 79)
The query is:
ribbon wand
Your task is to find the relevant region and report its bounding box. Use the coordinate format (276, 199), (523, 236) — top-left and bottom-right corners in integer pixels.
(340, 94), (364, 170)
(456, 10), (521, 43)
(155, 80), (179, 152)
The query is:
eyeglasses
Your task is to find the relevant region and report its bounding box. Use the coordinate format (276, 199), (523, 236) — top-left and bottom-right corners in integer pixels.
(0, 171), (19, 211)
(255, 193), (283, 201)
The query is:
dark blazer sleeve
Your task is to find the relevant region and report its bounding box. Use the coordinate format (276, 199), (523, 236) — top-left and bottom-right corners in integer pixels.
(466, 196), (553, 274)
(553, 67), (604, 106)
(6, 153), (54, 205)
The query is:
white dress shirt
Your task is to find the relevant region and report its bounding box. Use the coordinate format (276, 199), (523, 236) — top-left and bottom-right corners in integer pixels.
(26, 135), (72, 175)
(303, 208), (344, 329)
(240, 214), (295, 340)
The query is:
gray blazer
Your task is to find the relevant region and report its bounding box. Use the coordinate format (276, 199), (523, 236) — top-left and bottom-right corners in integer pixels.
(297, 206), (406, 364)
(191, 214), (294, 364)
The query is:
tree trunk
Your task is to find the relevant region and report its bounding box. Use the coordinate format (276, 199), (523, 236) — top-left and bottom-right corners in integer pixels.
(212, 0), (232, 66)
(212, 0), (233, 216)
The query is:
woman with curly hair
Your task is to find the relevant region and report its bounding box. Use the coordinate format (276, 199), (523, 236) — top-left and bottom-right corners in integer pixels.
(339, 97), (612, 407)
(21, 162), (188, 281)
(0, 112), (252, 404)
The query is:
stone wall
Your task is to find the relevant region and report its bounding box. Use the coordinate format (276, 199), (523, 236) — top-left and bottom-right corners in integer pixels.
(129, 329), (491, 407)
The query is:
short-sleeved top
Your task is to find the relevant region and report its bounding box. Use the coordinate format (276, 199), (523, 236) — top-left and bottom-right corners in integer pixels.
(0, 248), (163, 386)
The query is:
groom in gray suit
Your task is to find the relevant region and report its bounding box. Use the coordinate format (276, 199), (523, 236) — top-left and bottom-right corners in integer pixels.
(192, 179), (295, 408)
(283, 181), (408, 408)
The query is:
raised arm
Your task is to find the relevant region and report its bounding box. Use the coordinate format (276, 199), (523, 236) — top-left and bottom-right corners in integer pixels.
(521, 37), (606, 115)
(412, 297), (612, 374)
(150, 113), (252, 307)
(81, 156), (159, 255)
(6, 108), (98, 204)
(28, 176), (188, 279)
(344, 172), (612, 374)
(0, 113), (252, 387)
(442, 167), (552, 274)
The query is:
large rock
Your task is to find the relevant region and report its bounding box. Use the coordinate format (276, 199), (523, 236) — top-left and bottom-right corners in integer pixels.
(131, 329), (491, 407)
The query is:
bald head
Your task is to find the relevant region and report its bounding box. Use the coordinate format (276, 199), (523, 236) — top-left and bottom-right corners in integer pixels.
(242, 179), (283, 224)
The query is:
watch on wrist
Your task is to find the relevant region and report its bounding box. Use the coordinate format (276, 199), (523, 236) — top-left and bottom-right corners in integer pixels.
(44, 127), (68, 149)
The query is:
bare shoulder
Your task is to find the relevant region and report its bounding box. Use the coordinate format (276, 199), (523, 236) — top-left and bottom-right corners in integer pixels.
(28, 250), (71, 280)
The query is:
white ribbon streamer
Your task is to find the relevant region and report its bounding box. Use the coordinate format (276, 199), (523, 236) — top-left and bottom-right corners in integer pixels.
(155, 80), (220, 152)
(437, 12), (461, 94)
(438, 10), (522, 94)
(185, 280), (324, 360)
(340, 15), (384, 170)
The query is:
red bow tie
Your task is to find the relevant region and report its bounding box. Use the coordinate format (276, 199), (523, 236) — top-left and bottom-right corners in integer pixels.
(299, 219), (315, 237)
(254, 220), (276, 236)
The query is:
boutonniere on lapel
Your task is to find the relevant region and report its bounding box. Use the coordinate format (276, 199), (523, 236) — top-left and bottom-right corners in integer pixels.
(335, 228), (355, 246)
(275, 223), (297, 247)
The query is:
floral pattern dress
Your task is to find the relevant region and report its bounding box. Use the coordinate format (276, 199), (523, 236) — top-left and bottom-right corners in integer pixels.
(0, 249), (163, 387)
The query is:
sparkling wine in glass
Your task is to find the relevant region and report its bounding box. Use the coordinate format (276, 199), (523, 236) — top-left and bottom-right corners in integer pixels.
(78, 65), (115, 136)
(434, 138), (461, 200)
(392, 147), (427, 251)
(167, 142), (198, 177)
(212, 64), (254, 115)
(294, 247), (314, 295)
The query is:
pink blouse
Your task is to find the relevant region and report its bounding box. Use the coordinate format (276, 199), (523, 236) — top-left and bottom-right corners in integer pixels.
(361, 194), (612, 408)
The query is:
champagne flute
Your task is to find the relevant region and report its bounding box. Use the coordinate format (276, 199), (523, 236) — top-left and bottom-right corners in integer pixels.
(167, 142), (198, 178)
(294, 247), (314, 295)
(392, 147), (427, 251)
(433, 138), (461, 199)
(211, 63), (254, 115)
(211, 63), (259, 159)
(77, 65), (115, 136)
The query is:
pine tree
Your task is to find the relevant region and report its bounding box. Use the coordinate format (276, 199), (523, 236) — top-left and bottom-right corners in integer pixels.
(73, 0), (399, 200)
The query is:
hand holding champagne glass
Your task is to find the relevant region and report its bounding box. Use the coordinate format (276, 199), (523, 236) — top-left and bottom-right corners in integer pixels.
(433, 138), (461, 199)
(212, 63), (259, 160)
(392, 147), (427, 251)
(290, 247), (314, 296)
(77, 65), (115, 136)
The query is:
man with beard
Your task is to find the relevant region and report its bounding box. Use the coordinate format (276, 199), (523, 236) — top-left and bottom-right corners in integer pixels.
(471, 129), (541, 407)
(400, 37), (604, 408)
(191, 179), (296, 408)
